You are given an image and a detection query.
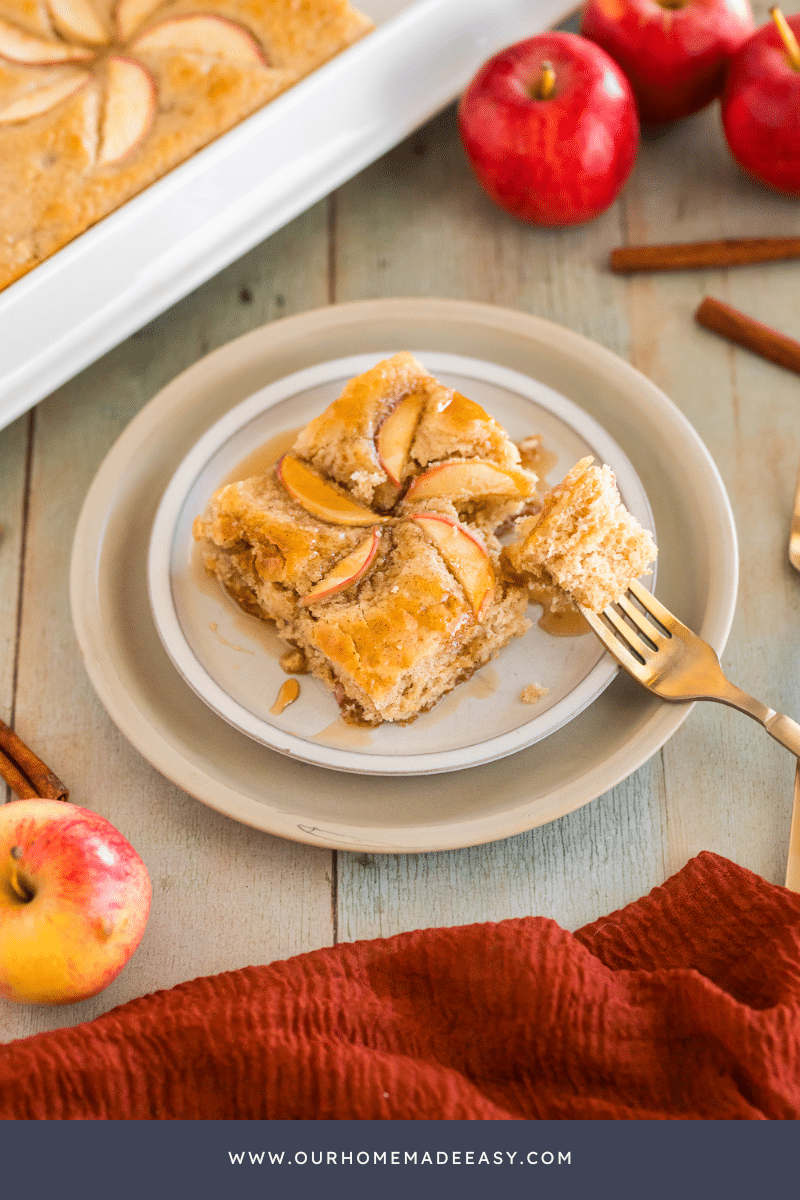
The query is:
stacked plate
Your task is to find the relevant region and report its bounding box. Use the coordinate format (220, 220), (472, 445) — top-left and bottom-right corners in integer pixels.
(70, 299), (738, 851)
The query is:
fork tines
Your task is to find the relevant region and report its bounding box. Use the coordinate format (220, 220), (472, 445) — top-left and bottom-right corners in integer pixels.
(579, 579), (675, 677)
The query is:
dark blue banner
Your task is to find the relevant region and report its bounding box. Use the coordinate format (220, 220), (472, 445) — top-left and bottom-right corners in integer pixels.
(0, 1119), (795, 1200)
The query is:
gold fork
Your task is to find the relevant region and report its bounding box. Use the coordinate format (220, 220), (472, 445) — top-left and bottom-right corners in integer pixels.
(790, 459), (800, 573)
(579, 578), (800, 758)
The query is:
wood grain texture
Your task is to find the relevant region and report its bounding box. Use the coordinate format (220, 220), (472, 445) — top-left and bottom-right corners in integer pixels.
(339, 760), (668, 941)
(0, 415), (28, 792)
(334, 104), (667, 940)
(0, 203), (336, 1043)
(334, 108), (631, 354)
(620, 95), (800, 887)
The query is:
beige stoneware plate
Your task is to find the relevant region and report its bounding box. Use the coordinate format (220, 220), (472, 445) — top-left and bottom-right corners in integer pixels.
(147, 351), (655, 775)
(71, 298), (738, 852)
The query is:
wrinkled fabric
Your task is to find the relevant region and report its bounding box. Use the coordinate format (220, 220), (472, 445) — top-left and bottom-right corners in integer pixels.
(0, 852), (798, 1120)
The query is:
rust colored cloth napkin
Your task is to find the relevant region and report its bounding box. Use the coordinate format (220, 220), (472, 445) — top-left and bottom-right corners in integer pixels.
(0, 851), (798, 1120)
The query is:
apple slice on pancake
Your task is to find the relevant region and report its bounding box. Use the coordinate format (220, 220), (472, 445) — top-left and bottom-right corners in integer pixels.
(406, 459), (535, 502)
(301, 530), (382, 605)
(0, 71), (91, 124)
(279, 455), (388, 527)
(47, 0), (108, 45)
(131, 15), (268, 66)
(375, 392), (425, 486)
(0, 17), (93, 62)
(410, 512), (494, 619)
(98, 57), (156, 164)
(116, 0), (164, 41)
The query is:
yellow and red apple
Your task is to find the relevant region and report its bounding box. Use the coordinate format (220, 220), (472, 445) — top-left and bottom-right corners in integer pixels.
(0, 799), (151, 1006)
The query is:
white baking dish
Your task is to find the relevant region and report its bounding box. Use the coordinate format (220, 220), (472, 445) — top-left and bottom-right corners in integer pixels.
(0, 0), (577, 431)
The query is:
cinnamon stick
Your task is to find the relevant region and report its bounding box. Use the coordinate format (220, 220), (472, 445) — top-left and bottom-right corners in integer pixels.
(695, 297), (800, 376)
(610, 237), (800, 274)
(0, 747), (40, 800)
(0, 718), (68, 802)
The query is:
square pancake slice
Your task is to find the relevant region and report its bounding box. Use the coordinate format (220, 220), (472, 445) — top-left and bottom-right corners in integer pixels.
(193, 353), (535, 725)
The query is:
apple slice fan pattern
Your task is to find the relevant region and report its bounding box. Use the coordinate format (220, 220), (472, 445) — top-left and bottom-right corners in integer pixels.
(0, 0), (277, 160)
(0, 0), (372, 290)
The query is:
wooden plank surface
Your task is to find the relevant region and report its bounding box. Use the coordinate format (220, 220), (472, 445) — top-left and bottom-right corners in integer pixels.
(622, 96), (800, 887)
(0, 417), (27, 740)
(0, 207), (336, 1042)
(2, 0), (799, 1038)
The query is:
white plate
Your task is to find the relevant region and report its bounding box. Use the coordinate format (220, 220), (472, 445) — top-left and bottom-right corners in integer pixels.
(70, 298), (738, 852)
(0, 0), (578, 431)
(149, 352), (655, 775)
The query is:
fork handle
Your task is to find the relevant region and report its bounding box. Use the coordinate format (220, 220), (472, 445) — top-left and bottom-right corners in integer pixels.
(716, 680), (800, 756)
(764, 713), (800, 758)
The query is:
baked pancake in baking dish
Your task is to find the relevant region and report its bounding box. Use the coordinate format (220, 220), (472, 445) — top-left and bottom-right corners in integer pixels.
(0, 0), (372, 290)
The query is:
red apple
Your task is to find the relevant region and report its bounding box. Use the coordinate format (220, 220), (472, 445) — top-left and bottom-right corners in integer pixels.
(0, 800), (151, 1005)
(458, 32), (639, 227)
(581, 0), (755, 123)
(721, 7), (800, 195)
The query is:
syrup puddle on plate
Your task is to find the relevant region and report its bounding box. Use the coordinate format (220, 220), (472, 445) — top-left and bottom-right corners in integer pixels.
(537, 608), (590, 638)
(190, 543), (283, 660)
(530, 585), (591, 638)
(526, 444), (559, 481)
(271, 678), (300, 715)
(311, 719), (374, 748)
(209, 622), (254, 654)
(221, 426), (303, 486)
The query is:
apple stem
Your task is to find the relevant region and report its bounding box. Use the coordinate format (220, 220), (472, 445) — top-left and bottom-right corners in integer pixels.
(534, 61), (556, 101)
(771, 7), (800, 71)
(8, 850), (32, 902)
